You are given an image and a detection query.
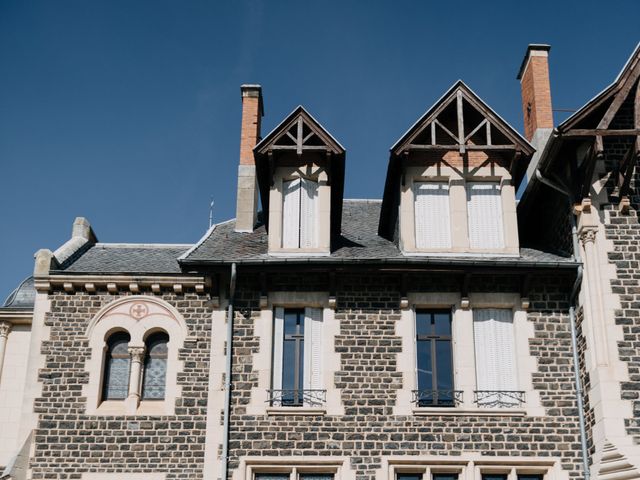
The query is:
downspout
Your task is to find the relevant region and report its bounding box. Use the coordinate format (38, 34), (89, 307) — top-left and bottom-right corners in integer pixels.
(536, 169), (590, 480)
(221, 263), (237, 480)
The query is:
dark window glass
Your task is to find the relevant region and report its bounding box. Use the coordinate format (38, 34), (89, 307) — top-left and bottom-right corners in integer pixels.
(141, 332), (169, 400)
(396, 474), (422, 480)
(102, 331), (131, 400)
(282, 309), (305, 405)
(482, 475), (508, 480)
(255, 475), (289, 480)
(416, 310), (454, 406)
(299, 475), (334, 480)
(433, 474), (458, 480)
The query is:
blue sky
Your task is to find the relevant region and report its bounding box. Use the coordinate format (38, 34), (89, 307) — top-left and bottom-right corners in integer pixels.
(0, 0), (638, 297)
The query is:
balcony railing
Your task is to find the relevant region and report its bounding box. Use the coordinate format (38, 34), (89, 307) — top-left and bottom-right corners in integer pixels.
(474, 390), (525, 408)
(267, 389), (326, 407)
(412, 389), (463, 407)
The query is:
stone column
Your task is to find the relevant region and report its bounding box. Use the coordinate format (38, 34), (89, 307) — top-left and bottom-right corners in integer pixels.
(0, 322), (11, 381)
(125, 346), (146, 413)
(579, 226), (609, 367)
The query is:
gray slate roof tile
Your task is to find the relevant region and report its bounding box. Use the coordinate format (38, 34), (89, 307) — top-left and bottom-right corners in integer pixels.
(59, 245), (189, 274)
(2, 276), (36, 309)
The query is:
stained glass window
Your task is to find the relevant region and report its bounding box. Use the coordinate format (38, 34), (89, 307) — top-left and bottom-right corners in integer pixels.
(102, 331), (131, 400)
(142, 331), (169, 400)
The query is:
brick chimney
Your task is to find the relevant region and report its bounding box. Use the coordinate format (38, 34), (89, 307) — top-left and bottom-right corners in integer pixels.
(235, 84), (263, 232)
(517, 44), (553, 143)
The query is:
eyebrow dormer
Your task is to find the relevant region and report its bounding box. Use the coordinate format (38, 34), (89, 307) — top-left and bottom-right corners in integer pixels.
(254, 106), (345, 255)
(380, 81), (535, 256)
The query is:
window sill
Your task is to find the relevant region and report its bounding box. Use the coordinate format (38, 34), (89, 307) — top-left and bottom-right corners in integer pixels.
(268, 249), (330, 257)
(412, 407), (526, 417)
(92, 400), (171, 416)
(266, 406), (327, 416)
(401, 250), (520, 258)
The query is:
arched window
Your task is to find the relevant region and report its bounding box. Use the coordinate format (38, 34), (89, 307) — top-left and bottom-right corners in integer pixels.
(102, 331), (131, 400)
(141, 331), (169, 400)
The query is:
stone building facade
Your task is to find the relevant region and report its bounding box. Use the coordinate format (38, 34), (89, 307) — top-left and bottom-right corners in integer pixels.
(0, 42), (639, 480)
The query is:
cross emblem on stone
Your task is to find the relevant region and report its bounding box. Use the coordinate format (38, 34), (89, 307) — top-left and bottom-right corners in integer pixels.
(129, 303), (149, 320)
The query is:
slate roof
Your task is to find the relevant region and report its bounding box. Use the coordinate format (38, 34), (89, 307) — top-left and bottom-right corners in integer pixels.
(181, 200), (577, 269)
(2, 276), (36, 310)
(57, 244), (190, 274)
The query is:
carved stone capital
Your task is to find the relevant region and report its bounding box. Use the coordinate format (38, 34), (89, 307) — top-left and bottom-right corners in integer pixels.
(579, 228), (597, 245)
(0, 321), (12, 338)
(128, 346), (146, 362)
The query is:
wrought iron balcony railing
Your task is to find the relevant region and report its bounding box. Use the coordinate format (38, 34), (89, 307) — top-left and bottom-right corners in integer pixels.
(412, 389), (463, 407)
(267, 389), (326, 407)
(474, 390), (526, 408)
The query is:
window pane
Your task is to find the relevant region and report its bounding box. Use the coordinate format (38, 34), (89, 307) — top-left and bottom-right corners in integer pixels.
(300, 474), (334, 480)
(417, 339), (432, 391)
(482, 475), (507, 480)
(142, 357), (167, 400)
(416, 311), (431, 336)
(433, 474), (458, 480)
(282, 338), (296, 390)
(436, 340), (453, 390)
(434, 312), (451, 336)
(284, 310), (302, 336)
(397, 474), (422, 480)
(255, 475), (289, 480)
(103, 357), (130, 400)
(102, 332), (131, 401)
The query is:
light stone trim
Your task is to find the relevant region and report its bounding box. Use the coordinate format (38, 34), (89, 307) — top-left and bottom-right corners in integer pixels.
(574, 193), (640, 473)
(393, 292), (542, 416)
(378, 456), (566, 480)
(268, 165), (331, 255)
(399, 164), (519, 256)
(83, 296), (188, 416)
(246, 291), (344, 416)
(236, 456), (354, 480)
(82, 475), (165, 480)
(34, 275), (207, 294)
(203, 307), (227, 480)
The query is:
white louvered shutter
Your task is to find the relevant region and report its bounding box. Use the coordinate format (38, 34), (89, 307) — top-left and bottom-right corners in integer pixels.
(282, 179), (301, 248)
(467, 182), (504, 249)
(272, 307), (285, 392)
(414, 182), (451, 249)
(300, 179), (319, 248)
(303, 307), (323, 405)
(473, 309), (517, 405)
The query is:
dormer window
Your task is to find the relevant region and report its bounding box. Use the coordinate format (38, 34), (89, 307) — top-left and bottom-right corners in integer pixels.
(380, 81), (535, 256)
(253, 106), (346, 255)
(282, 178), (319, 248)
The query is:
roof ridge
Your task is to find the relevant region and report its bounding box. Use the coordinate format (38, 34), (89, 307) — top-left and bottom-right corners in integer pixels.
(94, 243), (192, 248)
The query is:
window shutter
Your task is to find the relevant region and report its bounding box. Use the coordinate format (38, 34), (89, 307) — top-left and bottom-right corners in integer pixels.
(272, 307), (285, 391)
(282, 179), (301, 248)
(304, 307), (323, 398)
(300, 179), (319, 248)
(473, 309), (517, 405)
(467, 182), (504, 249)
(413, 182), (451, 249)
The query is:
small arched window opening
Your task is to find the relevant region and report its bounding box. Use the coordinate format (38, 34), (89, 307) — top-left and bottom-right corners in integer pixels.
(142, 331), (169, 400)
(102, 331), (131, 400)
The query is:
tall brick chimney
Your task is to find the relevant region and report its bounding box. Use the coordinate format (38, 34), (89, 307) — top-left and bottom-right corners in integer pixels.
(235, 84), (263, 232)
(517, 44), (553, 143)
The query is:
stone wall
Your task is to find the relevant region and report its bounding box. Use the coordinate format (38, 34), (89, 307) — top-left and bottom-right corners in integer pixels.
(227, 271), (583, 480)
(29, 290), (212, 480)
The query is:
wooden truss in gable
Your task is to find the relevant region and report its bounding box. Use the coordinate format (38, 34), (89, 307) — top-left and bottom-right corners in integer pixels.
(392, 81), (534, 159)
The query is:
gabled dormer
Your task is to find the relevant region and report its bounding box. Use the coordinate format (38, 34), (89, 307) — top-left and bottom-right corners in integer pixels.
(380, 81), (534, 256)
(254, 106), (345, 255)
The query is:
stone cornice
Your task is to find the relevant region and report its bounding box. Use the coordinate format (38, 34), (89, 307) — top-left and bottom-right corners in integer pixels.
(34, 274), (209, 295)
(0, 310), (32, 325)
